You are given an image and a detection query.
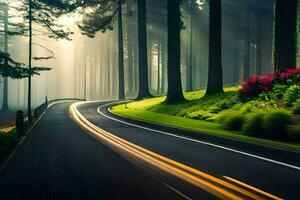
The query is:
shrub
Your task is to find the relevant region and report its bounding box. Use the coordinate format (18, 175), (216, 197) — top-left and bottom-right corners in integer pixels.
(286, 125), (300, 142)
(278, 68), (300, 83)
(238, 74), (273, 100)
(262, 109), (292, 137)
(242, 111), (265, 136)
(0, 129), (19, 159)
(238, 69), (300, 99)
(221, 112), (245, 131)
(272, 84), (288, 99)
(283, 85), (300, 107)
(215, 110), (233, 123)
(293, 103), (300, 114)
(187, 110), (214, 121)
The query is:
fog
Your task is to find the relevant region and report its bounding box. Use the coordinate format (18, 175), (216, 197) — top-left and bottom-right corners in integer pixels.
(0, 0), (276, 111)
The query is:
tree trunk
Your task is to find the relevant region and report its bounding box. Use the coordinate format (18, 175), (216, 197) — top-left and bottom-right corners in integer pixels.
(206, 0), (223, 95)
(2, 4), (9, 111)
(136, 0), (151, 99)
(243, 11), (250, 80)
(186, 2), (194, 92)
(28, 0), (33, 123)
(256, 16), (262, 75)
(118, 0), (125, 99)
(161, 34), (167, 94)
(148, 37), (152, 92)
(127, 0), (133, 96)
(157, 41), (161, 94)
(274, 0), (298, 70)
(233, 17), (240, 83)
(165, 0), (185, 103)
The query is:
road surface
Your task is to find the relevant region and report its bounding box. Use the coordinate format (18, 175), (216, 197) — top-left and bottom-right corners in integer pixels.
(0, 101), (299, 200)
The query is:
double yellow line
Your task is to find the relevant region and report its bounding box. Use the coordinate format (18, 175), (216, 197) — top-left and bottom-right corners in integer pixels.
(69, 102), (284, 200)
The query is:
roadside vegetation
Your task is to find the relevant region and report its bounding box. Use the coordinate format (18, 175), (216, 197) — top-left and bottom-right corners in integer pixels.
(112, 69), (300, 149)
(0, 129), (20, 162)
(0, 121), (32, 164)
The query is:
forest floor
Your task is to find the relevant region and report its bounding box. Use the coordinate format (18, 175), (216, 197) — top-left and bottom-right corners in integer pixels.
(111, 86), (300, 151)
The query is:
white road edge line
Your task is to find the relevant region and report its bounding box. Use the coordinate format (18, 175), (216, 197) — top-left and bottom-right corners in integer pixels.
(94, 102), (300, 171)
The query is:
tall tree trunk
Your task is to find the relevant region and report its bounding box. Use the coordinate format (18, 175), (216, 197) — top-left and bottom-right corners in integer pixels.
(127, 0), (133, 96)
(161, 34), (167, 94)
(274, 0), (298, 70)
(157, 41), (161, 94)
(244, 11), (250, 80)
(256, 16), (262, 75)
(106, 33), (111, 97)
(233, 17), (240, 83)
(28, 0), (33, 123)
(118, 0), (125, 99)
(206, 0), (223, 95)
(148, 37), (152, 92)
(2, 3), (9, 111)
(186, 2), (194, 92)
(165, 0), (185, 103)
(136, 0), (151, 99)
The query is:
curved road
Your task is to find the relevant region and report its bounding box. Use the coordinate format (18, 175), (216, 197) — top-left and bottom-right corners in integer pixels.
(0, 101), (299, 200)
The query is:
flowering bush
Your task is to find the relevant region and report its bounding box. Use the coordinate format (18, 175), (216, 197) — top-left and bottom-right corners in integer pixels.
(238, 68), (300, 99)
(238, 73), (274, 99)
(278, 68), (300, 82)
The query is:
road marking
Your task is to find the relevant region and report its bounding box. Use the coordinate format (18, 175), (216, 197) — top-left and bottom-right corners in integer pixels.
(70, 101), (284, 200)
(158, 181), (193, 200)
(96, 102), (300, 171)
(223, 176), (284, 200)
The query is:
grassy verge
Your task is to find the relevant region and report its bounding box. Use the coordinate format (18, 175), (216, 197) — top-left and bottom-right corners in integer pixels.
(0, 120), (32, 164)
(0, 129), (20, 163)
(111, 87), (300, 152)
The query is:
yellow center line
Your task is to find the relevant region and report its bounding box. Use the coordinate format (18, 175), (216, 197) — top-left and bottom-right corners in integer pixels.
(70, 103), (244, 200)
(223, 176), (284, 200)
(97, 125), (265, 200)
(69, 102), (283, 200)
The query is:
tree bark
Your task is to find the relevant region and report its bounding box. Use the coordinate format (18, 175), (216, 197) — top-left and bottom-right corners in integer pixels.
(2, 4), (9, 111)
(136, 0), (152, 99)
(165, 0), (185, 104)
(161, 34), (167, 94)
(28, 0), (33, 123)
(186, 2), (194, 92)
(118, 0), (125, 99)
(206, 0), (223, 95)
(157, 41), (161, 94)
(274, 0), (298, 70)
(256, 16), (262, 75)
(244, 11), (250, 80)
(126, 0), (133, 96)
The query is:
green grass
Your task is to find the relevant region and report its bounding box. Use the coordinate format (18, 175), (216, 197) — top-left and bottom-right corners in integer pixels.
(112, 104), (300, 151)
(0, 129), (20, 162)
(111, 87), (300, 152)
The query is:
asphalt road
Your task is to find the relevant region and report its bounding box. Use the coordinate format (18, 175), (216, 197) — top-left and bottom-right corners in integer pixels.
(1, 101), (299, 200)
(0, 102), (209, 200)
(77, 101), (300, 200)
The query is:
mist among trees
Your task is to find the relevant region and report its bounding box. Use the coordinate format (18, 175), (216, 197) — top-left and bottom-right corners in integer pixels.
(0, 0), (299, 112)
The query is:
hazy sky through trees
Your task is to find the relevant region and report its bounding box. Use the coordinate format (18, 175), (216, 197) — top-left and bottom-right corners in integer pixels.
(0, 0), (284, 110)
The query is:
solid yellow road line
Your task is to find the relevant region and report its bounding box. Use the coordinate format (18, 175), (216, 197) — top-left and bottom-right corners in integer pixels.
(69, 102), (284, 200)
(70, 103), (244, 200)
(223, 176), (284, 200)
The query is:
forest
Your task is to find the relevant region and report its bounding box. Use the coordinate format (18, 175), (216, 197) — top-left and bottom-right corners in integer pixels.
(0, 1), (300, 199)
(0, 0), (300, 151)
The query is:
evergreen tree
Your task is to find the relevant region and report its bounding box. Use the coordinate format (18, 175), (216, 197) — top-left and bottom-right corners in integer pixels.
(274, 0), (298, 70)
(205, 0), (223, 95)
(165, 0), (185, 104)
